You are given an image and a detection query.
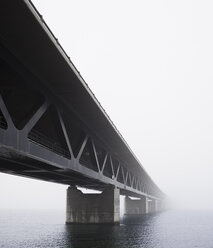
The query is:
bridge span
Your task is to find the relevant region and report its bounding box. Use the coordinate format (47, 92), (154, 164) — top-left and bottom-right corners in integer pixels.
(0, 1), (166, 223)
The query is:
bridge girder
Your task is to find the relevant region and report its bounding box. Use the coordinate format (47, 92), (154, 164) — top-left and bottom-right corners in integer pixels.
(0, 0), (164, 200)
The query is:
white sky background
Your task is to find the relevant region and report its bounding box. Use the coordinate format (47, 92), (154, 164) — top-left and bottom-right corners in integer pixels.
(1, 0), (213, 210)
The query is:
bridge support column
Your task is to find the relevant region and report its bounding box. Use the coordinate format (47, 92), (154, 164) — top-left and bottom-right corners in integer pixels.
(145, 196), (149, 214)
(124, 195), (148, 215)
(66, 186), (120, 224)
(147, 198), (157, 213)
(155, 199), (162, 212)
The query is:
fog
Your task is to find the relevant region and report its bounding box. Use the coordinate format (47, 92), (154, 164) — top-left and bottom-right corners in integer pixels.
(1, 0), (213, 211)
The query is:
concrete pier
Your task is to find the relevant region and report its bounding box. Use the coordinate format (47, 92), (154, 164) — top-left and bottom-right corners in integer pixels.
(147, 198), (156, 213)
(124, 195), (148, 215)
(66, 186), (120, 224)
(155, 199), (161, 212)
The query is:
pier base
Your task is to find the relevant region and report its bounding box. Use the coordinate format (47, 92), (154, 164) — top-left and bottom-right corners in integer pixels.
(124, 195), (148, 215)
(147, 198), (154, 213)
(155, 199), (161, 212)
(147, 198), (161, 213)
(66, 186), (120, 224)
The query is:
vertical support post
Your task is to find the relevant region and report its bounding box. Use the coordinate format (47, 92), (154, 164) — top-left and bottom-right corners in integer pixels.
(155, 199), (161, 212)
(147, 198), (157, 213)
(146, 196), (149, 214)
(66, 186), (120, 224)
(155, 199), (158, 212)
(124, 195), (148, 215)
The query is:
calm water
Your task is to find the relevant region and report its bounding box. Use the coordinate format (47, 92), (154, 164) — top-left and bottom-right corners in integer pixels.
(0, 210), (213, 248)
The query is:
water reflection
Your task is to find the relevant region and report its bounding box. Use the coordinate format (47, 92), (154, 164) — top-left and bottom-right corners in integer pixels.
(63, 214), (159, 248)
(1, 210), (213, 248)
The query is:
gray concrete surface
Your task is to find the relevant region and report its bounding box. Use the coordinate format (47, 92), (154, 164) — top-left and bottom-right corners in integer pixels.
(66, 186), (120, 223)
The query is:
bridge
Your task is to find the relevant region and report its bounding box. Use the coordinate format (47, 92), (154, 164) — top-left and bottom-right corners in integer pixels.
(0, 1), (165, 223)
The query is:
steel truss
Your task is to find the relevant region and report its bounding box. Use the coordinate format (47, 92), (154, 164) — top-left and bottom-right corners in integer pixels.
(0, 44), (162, 201)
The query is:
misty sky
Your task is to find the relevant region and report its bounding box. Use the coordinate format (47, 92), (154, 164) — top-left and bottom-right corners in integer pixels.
(1, 0), (213, 210)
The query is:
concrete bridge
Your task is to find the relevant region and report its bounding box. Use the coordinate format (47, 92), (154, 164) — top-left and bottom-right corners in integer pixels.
(0, 0), (166, 223)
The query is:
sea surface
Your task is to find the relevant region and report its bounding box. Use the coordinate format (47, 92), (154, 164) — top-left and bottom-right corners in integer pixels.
(0, 209), (213, 248)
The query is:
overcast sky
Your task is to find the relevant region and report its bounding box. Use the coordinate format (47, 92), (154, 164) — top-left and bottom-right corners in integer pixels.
(1, 0), (213, 210)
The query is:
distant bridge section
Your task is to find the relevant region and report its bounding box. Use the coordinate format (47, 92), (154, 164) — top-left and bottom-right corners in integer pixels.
(0, 0), (165, 223)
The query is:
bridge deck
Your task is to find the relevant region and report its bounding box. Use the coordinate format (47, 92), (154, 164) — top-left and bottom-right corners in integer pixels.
(0, 0), (164, 200)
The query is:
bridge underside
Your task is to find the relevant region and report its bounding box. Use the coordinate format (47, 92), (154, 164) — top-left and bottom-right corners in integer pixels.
(0, 1), (165, 222)
(0, 43), (161, 199)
